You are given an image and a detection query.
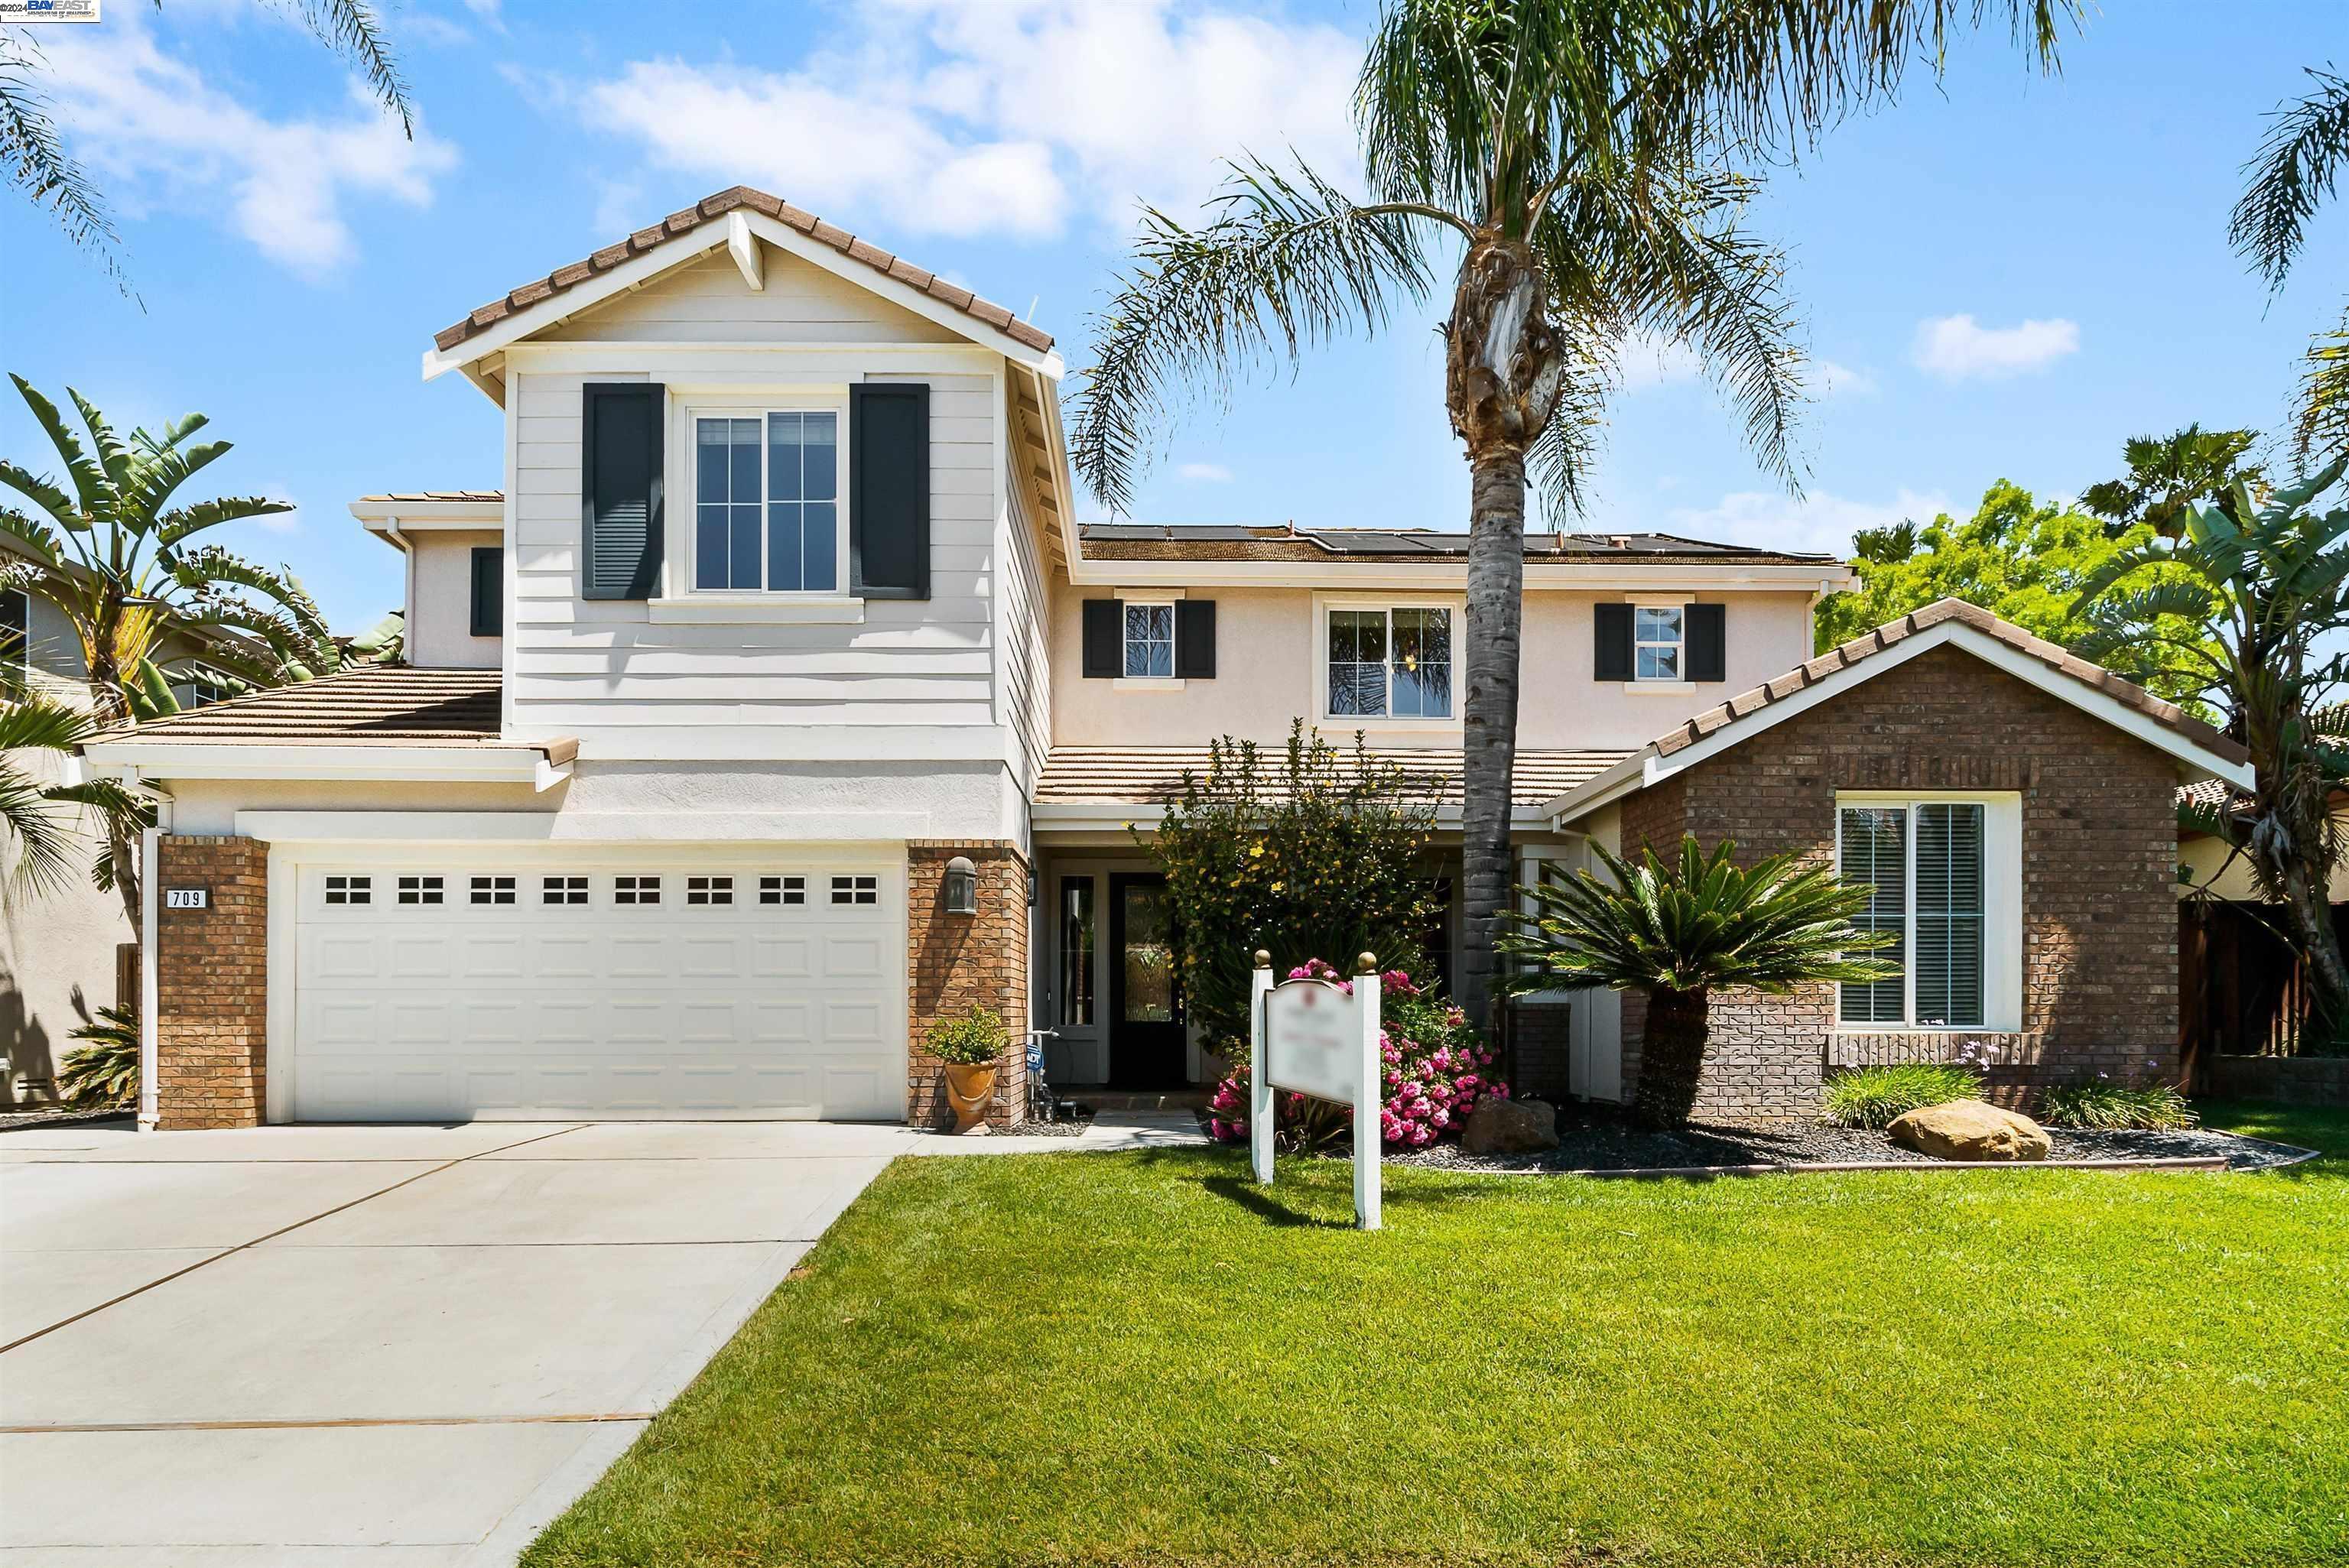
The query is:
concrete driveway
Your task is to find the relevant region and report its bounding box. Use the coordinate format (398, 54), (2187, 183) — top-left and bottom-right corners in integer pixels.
(0, 1115), (1200, 1566)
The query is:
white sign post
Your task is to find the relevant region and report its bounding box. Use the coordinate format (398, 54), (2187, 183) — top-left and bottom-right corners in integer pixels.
(1249, 950), (1382, 1230)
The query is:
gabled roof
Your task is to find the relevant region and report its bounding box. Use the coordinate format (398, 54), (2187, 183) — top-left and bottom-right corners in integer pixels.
(1545, 597), (2253, 825)
(1077, 524), (1835, 566)
(432, 186), (1053, 359)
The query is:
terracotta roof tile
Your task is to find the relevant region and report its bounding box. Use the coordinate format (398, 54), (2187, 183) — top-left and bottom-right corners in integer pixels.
(1037, 745), (1631, 810)
(434, 187), (1054, 359)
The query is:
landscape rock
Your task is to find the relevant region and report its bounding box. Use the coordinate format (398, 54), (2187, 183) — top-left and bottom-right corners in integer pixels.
(1461, 1097), (1561, 1156)
(1886, 1098), (2052, 1162)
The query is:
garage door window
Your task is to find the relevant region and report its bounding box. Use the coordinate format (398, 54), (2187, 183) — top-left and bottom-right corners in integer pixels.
(616, 875), (661, 906)
(396, 875), (444, 906)
(469, 875), (517, 907)
(760, 875), (805, 905)
(325, 875), (371, 906)
(542, 875), (588, 906)
(831, 875), (878, 906)
(687, 875), (734, 907)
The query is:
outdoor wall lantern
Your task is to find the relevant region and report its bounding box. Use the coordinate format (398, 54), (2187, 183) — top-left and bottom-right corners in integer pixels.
(944, 855), (979, 915)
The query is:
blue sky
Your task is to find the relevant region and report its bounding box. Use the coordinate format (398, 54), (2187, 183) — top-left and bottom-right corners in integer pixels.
(3, 0), (2344, 631)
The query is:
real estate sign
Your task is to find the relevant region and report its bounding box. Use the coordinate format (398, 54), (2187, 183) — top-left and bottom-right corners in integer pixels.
(1249, 953), (1382, 1230)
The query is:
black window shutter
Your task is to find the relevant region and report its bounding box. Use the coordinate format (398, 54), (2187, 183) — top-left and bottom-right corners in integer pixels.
(1081, 599), (1119, 678)
(850, 382), (930, 599)
(580, 382), (664, 601)
(1594, 602), (1633, 681)
(1176, 599), (1216, 680)
(469, 547), (502, 638)
(1687, 602), (1727, 682)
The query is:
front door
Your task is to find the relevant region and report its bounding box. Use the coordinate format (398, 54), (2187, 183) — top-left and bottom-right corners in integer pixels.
(1108, 873), (1185, 1088)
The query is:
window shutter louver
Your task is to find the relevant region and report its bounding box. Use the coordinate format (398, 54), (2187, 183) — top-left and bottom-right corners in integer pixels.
(469, 547), (502, 638)
(1176, 599), (1217, 679)
(580, 383), (664, 601)
(1081, 599), (1119, 678)
(1687, 602), (1726, 682)
(1594, 602), (1633, 680)
(850, 382), (930, 599)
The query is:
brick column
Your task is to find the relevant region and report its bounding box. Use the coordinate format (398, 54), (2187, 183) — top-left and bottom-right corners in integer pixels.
(153, 835), (269, 1130)
(907, 841), (1029, 1129)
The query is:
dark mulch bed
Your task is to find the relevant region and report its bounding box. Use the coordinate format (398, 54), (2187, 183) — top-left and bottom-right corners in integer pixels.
(0, 1106), (132, 1133)
(1387, 1108), (2314, 1174)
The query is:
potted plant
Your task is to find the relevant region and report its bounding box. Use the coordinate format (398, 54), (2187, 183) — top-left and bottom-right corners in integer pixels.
(929, 1006), (1007, 1134)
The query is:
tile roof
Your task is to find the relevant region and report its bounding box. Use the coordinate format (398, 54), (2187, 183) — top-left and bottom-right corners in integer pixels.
(93, 667), (575, 763)
(1036, 745), (1632, 809)
(353, 491), (504, 504)
(1076, 524), (1837, 566)
(433, 187), (1054, 358)
(1642, 598), (2248, 768)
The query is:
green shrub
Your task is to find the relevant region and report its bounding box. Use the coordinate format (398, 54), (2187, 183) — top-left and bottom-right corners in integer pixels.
(59, 1005), (138, 1108)
(927, 1007), (1007, 1066)
(1821, 1063), (1985, 1129)
(2041, 1076), (2199, 1130)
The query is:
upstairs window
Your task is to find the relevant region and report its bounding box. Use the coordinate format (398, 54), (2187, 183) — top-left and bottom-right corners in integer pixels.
(1327, 606), (1452, 719)
(1633, 606), (1683, 681)
(1122, 602), (1174, 677)
(693, 410), (841, 593)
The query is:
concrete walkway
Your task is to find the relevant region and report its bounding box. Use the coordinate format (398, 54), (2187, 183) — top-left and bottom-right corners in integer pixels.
(0, 1114), (1204, 1566)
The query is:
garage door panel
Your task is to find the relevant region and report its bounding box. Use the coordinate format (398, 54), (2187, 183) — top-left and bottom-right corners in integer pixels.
(531, 935), (599, 979)
(752, 936), (814, 979)
(823, 937), (884, 977)
(460, 937), (528, 980)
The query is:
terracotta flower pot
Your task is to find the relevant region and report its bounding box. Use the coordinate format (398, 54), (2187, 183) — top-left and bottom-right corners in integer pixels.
(943, 1061), (999, 1133)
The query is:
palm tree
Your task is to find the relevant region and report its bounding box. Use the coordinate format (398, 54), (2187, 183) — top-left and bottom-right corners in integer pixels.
(0, 681), (96, 903)
(2230, 66), (2349, 460)
(1498, 835), (1895, 1125)
(2077, 458), (2349, 1028)
(1069, 0), (2072, 1031)
(2, 2), (413, 287)
(0, 375), (340, 924)
(2079, 425), (2265, 538)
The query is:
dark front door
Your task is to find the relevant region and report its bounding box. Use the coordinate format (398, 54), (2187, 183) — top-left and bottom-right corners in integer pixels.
(1108, 873), (1185, 1088)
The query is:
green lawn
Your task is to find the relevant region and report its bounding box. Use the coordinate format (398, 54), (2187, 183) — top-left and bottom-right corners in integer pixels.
(525, 1103), (2349, 1568)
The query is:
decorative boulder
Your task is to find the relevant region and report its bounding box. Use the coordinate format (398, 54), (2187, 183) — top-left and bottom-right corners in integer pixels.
(1461, 1097), (1561, 1156)
(1886, 1099), (2052, 1162)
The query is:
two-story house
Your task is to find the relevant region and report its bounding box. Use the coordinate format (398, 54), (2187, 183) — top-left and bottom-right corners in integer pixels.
(83, 188), (2253, 1133)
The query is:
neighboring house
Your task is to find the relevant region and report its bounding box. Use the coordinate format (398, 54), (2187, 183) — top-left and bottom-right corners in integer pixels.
(81, 187), (2253, 1131)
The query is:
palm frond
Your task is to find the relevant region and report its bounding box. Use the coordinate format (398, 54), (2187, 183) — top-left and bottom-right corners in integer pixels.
(2230, 66), (2349, 293)
(155, 493), (293, 553)
(0, 690), (94, 900)
(2295, 302), (2349, 465)
(1068, 158), (1444, 513)
(288, 0), (414, 137)
(8, 375), (109, 517)
(0, 36), (128, 293)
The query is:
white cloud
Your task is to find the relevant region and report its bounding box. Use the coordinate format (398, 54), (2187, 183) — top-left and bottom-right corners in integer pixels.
(551, 0), (1360, 244)
(401, 12), (474, 48)
(33, 11), (456, 276)
(1813, 359), (1877, 398)
(1663, 487), (1951, 558)
(1176, 460), (1232, 482)
(1613, 329), (1701, 389)
(1910, 314), (2080, 380)
(252, 482), (303, 534)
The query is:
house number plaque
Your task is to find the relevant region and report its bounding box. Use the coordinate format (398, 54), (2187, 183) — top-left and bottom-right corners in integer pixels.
(164, 888), (209, 910)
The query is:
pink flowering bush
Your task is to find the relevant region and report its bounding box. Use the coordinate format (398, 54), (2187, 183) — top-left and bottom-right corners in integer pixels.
(1205, 959), (1506, 1151)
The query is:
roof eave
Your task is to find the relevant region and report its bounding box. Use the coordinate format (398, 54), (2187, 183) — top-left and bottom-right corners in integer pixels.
(79, 740), (574, 789)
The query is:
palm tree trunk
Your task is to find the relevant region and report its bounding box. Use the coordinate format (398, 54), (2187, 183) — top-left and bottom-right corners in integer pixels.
(1458, 450), (1525, 1037)
(1636, 985), (1711, 1127)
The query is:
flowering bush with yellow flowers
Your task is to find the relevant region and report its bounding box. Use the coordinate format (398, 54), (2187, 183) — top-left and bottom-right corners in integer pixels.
(1144, 720), (1444, 1045)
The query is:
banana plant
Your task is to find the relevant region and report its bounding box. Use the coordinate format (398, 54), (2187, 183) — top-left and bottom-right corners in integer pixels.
(0, 375), (346, 922)
(2074, 456), (2349, 1026)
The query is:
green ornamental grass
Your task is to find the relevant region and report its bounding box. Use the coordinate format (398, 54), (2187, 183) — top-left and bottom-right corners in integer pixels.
(1821, 1063), (1987, 1129)
(2042, 1076), (2201, 1131)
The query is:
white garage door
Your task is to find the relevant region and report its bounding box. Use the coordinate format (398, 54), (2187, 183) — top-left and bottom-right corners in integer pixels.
(291, 855), (905, 1122)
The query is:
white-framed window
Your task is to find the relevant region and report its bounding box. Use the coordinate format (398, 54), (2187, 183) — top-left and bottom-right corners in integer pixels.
(759, 875), (805, 906)
(687, 875), (734, 907)
(615, 875), (661, 907)
(542, 875), (589, 906)
(1324, 604), (1453, 719)
(396, 875), (444, 907)
(688, 404), (843, 595)
(1835, 795), (2022, 1031)
(1122, 602), (1175, 678)
(324, 875), (371, 907)
(830, 875), (878, 907)
(1633, 605), (1683, 682)
(469, 875), (517, 907)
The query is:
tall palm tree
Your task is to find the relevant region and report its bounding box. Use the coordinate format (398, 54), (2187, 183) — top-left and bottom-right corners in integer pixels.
(1499, 835), (1895, 1125)
(1070, 0), (2073, 1030)
(0, 375), (340, 924)
(2230, 66), (2349, 460)
(2, 1), (413, 287)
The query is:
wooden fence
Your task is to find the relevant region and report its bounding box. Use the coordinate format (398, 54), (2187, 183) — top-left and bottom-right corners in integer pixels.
(2177, 900), (2334, 1070)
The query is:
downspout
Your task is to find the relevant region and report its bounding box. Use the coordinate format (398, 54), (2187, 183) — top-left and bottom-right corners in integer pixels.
(382, 517), (414, 651)
(116, 767), (174, 1132)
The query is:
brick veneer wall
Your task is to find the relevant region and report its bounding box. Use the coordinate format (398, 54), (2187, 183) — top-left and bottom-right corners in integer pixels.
(907, 841), (1030, 1128)
(1613, 645), (2181, 1122)
(153, 835), (269, 1130)
(1507, 1002), (1574, 1101)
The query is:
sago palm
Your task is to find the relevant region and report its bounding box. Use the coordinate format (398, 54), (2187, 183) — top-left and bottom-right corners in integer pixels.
(0, 375), (340, 923)
(1070, 0), (2073, 1030)
(2075, 457), (2349, 1026)
(1498, 835), (1895, 1125)
(2231, 66), (2349, 460)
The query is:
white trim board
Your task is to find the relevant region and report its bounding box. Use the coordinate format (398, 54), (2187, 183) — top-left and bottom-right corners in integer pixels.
(81, 744), (562, 785)
(236, 810), (937, 844)
(1543, 618), (2254, 826)
(1066, 559), (1854, 592)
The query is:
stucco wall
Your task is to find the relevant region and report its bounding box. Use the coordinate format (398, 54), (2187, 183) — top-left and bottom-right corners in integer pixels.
(1048, 581), (1818, 752)
(406, 530), (502, 670)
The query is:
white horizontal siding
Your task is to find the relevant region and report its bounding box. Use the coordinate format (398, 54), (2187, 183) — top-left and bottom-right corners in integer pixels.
(1000, 441), (1052, 793)
(538, 248), (962, 345)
